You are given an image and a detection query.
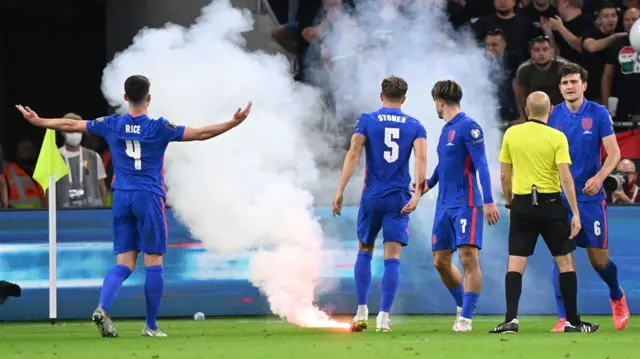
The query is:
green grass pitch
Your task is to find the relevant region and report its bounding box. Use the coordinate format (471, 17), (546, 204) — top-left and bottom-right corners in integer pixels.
(0, 315), (636, 359)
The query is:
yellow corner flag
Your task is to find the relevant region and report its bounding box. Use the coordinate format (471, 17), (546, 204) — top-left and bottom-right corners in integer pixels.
(32, 129), (70, 193)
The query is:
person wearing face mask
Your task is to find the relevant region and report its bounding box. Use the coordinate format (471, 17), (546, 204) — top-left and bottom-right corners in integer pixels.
(56, 113), (107, 208)
(610, 159), (640, 203)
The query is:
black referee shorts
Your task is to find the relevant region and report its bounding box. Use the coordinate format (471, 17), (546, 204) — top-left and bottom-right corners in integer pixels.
(509, 192), (576, 257)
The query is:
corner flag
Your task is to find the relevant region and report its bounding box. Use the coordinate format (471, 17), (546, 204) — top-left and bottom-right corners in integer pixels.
(32, 129), (69, 193)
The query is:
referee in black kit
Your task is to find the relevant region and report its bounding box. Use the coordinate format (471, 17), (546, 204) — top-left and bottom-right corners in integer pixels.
(489, 92), (599, 334)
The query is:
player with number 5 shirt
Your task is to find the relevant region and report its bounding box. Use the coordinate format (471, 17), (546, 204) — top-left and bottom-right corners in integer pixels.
(16, 75), (251, 338)
(332, 76), (427, 333)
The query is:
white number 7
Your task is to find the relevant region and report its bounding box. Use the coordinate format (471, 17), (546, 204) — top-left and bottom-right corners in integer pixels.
(460, 218), (467, 234)
(125, 140), (142, 170)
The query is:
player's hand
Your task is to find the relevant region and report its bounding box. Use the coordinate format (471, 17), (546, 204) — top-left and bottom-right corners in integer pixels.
(401, 194), (420, 215)
(569, 215), (582, 239)
(232, 102), (252, 123)
(332, 192), (344, 217)
(582, 176), (603, 195)
(483, 203), (500, 225)
(410, 181), (429, 197)
(15, 105), (40, 124)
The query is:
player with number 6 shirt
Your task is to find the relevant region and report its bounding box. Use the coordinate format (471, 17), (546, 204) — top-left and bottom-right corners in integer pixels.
(547, 63), (629, 332)
(415, 80), (500, 333)
(16, 75), (252, 338)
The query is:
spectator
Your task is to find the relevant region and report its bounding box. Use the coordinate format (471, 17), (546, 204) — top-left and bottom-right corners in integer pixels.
(518, 0), (558, 26)
(542, 0), (595, 64)
(0, 143), (7, 209)
(582, 1), (626, 102)
(271, 0), (300, 55)
(15, 139), (38, 177)
(513, 36), (569, 120)
(610, 159), (640, 203)
(55, 113), (107, 208)
(485, 29), (522, 128)
(473, 0), (539, 59)
(602, 7), (640, 121)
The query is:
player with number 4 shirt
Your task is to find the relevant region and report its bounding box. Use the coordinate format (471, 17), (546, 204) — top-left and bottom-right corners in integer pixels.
(415, 80), (500, 333)
(16, 75), (251, 338)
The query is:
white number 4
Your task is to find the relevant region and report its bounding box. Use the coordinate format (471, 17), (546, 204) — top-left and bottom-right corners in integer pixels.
(125, 140), (142, 170)
(384, 128), (400, 163)
(594, 221), (601, 236)
(460, 218), (467, 233)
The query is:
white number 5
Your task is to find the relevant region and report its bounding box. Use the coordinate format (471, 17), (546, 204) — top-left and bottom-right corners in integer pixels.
(384, 127), (400, 163)
(460, 218), (467, 233)
(125, 140), (142, 170)
(594, 221), (601, 236)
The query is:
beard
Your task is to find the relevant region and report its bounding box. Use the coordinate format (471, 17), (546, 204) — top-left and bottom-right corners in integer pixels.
(496, 9), (513, 16)
(437, 109), (444, 119)
(534, 59), (551, 67)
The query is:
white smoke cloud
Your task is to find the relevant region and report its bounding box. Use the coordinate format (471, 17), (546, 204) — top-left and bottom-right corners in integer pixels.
(315, 0), (507, 310)
(100, 0), (510, 321)
(101, 0), (341, 327)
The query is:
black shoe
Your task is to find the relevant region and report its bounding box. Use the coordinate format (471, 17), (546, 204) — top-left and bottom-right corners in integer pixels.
(489, 320), (519, 334)
(564, 321), (599, 333)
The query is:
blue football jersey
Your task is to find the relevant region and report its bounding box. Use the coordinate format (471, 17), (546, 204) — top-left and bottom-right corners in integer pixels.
(548, 100), (614, 202)
(354, 107), (426, 197)
(86, 114), (185, 198)
(434, 112), (487, 208)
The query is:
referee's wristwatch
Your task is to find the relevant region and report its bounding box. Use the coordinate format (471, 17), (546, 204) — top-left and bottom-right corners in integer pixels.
(504, 204), (511, 209)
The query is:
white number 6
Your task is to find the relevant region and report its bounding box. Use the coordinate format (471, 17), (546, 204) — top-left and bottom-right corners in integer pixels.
(594, 221), (601, 236)
(125, 140), (142, 170)
(460, 218), (467, 234)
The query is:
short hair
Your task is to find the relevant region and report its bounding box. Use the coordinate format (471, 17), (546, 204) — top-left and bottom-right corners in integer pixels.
(558, 63), (589, 83)
(597, 0), (618, 14)
(381, 76), (408, 101)
(63, 112), (83, 121)
(124, 75), (151, 105)
(530, 35), (552, 46)
(486, 28), (506, 41)
(431, 80), (463, 105)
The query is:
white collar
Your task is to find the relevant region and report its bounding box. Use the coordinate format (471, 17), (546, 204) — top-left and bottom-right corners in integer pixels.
(59, 146), (82, 158)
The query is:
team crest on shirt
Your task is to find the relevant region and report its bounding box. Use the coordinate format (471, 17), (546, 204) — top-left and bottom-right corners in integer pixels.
(447, 130), (456, 146)
(581, 118), (592, 134)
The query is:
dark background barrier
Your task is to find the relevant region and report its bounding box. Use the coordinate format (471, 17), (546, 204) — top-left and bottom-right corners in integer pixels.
(0, 206), (639, 321)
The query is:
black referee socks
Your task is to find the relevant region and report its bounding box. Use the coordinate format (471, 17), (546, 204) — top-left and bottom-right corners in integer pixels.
(559, 271), (581, 326)
(505, 271), (522, 323)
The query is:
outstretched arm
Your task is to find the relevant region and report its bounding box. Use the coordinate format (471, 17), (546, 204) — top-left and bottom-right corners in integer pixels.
(16, 105), (88, 133)
(181, 102), (252, 142)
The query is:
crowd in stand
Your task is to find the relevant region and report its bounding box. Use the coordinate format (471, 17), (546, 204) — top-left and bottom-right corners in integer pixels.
(270, 0), (640, 129)
(2, 0), (640, 209)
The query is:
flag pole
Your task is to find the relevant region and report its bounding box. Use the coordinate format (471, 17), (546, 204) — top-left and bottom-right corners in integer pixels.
(48, 175), (57, 325)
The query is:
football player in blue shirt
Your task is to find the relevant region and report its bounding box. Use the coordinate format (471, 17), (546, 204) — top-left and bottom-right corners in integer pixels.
(16, 75), (252, 337)
(547, 63), (628, 332)
(418, 80), (500, 332)
(332, 76), (427, 332)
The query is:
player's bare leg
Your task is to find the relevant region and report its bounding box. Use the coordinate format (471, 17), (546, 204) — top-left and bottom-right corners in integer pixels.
(587, 247), (629, 330)
(352, 241), (374, 332)
(142, 253), (167, 337)
(454, 245), (482, 332)
(433, 250), (464, 325)
(93, 251), (137, 338)
(376, 242), (401, 332)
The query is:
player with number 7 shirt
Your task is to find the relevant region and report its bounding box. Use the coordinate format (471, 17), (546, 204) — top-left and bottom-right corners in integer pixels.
(15, 75), (252, 338)
(414, 80), (500, 333)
